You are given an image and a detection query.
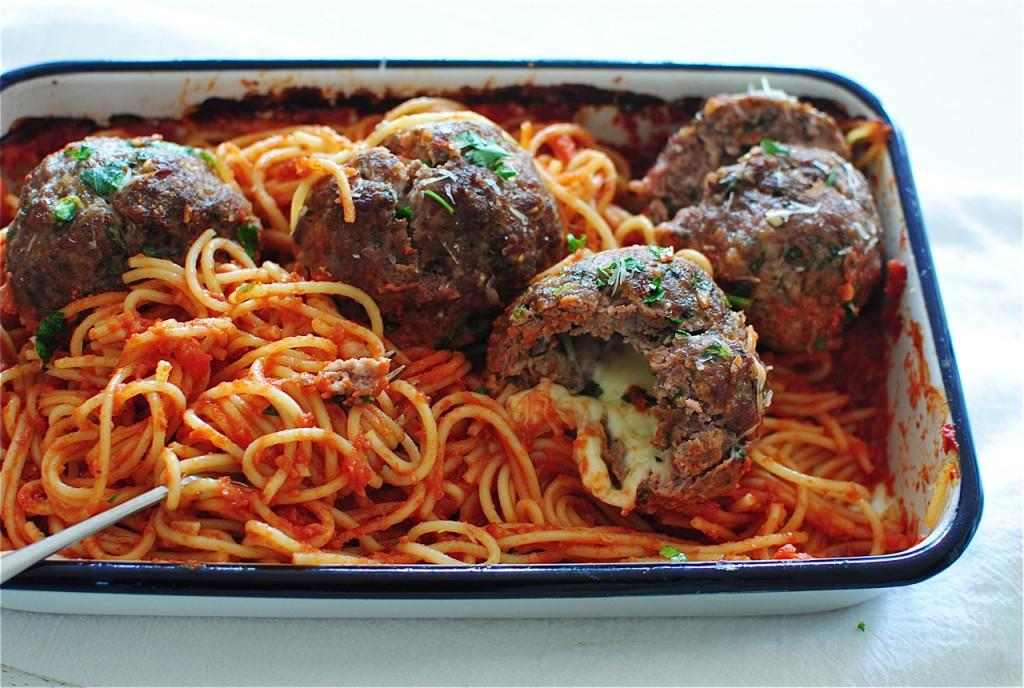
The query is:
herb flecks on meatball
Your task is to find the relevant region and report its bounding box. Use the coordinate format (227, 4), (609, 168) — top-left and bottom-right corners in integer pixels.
(293, 117), (565, 350)
(5, 135), (258, 327)
(487, 246), (768, 516)
(633, 90), (850, 223)
(654, 143), (883, 353)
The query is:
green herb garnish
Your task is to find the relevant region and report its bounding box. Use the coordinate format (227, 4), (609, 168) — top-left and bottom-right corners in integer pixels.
(52, 195), (81, 222)
(857, 621), (867, 632)
(105, 225), (128, 251)
(198, 150), (219, 170)
(648, 245), (672, 260)
(64, 146), (93, 161)
(760, 138), (790, 155)
(107, 492), (122, 503)
(725, 293), (751, 309)
(825, 169), (839, 187)
(423, 189), (454, 214)
(659, 545), (687, 562)
(237, 222), (260, 259)
(579, 380), (604, 398)
(140, 246), (160, 258)
(394, 205), (413, 220)
(643, 276), (665, 304)
(567, 233), (587, 252)
(263, 405), (279, 416)
(705, 341), (732, 361)
(35, 310), (65, 370)
(80, 163), (127, 195)
(453, 130), (513, 170)
(595, 256), (643, 296)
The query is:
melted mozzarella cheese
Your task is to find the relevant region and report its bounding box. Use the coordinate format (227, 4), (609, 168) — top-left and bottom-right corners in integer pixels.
(543, 341), (669, 514)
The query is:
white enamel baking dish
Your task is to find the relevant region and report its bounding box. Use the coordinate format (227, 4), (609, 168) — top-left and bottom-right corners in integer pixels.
(0, 60), (981, 617)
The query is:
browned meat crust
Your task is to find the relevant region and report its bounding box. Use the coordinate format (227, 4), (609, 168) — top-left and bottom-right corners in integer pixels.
(654, 144), (883, 353)
(293, 117), (565, 349)
(486, 246), (768, 511)
(5, 136), (256, 326)
(633, 91), (850, 223)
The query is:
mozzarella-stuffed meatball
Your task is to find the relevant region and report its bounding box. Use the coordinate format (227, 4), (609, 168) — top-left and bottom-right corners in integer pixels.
(633, 90), (850, 222)
(293, 116), (565, 349)
(487, 245), (768, 516)
(654, 143), (883, 353)
(5, 135), (258, 326)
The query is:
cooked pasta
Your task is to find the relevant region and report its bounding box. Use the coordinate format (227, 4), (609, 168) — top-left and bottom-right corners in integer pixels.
(0, 92), (915, 565)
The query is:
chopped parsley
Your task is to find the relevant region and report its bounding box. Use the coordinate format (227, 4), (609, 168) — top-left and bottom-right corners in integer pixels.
(643, 276), (665, 304)
(567, 233), (587, 252)
(579, 380), (604, 398)
(105, 225), (128, 251)
(34, 310), (65, 370)
(512, 306), (528, 320)
(423, 189), (454, 214)
(237, 222), (260, 259)
(439, 327), (460, 347)
(394, 205), (413, 220)
(263, 405), (279, 416)
(785, 246), (805, 262)
(659, 545), (687, 562)
(80, 163), (127, 195)
(64, 146), (93, 161)
(52, 195), (81, 222)
(857, 621), (867, 632)
(825, 169), (839, 187)
(140, 246), (161, 258)
(595, 256), (644, 296)
(760, 138), (790, 155)
(648, 245), (673, 260)
(705, 341), (733, 361)
(725, 293), (751, 309)
(198, 150), (219, 171)
(453, 130), (515, 178)
(107, 492), (122, 503)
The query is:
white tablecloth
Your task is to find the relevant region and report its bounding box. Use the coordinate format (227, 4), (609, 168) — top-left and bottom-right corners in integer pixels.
(1, 2), (1021, 685)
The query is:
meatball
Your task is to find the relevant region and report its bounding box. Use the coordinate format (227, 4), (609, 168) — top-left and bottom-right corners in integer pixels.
(293, 117), (564, 349)
(632, 90), (850, 223)
(5, 135), (257, 326)
(654, 144), (883, 353)
(487, 246), (768, 515)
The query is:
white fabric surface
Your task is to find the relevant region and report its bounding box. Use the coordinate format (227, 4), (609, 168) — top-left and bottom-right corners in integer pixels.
(0, 1), (1021, 685)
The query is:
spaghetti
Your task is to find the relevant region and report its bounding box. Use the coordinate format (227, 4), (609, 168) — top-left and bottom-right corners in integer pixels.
(0, 96), (915, 565)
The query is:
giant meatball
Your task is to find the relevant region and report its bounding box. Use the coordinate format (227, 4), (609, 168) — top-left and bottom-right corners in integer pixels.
(487, 246), (768, 515)
(5, 135), (257, 326)
(633, 90), (850, 223)
(654, 144), (883, 353)
(293, 117), (565, 349)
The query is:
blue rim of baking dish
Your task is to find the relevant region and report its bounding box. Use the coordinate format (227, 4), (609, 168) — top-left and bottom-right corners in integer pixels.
(0, 59), (982, 600)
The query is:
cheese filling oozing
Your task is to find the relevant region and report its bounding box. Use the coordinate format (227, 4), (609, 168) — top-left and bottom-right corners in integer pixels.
(545, 338), (670, 514)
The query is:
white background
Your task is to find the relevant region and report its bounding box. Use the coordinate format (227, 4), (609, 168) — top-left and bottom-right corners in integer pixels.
(1, 1), (1022, 686)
